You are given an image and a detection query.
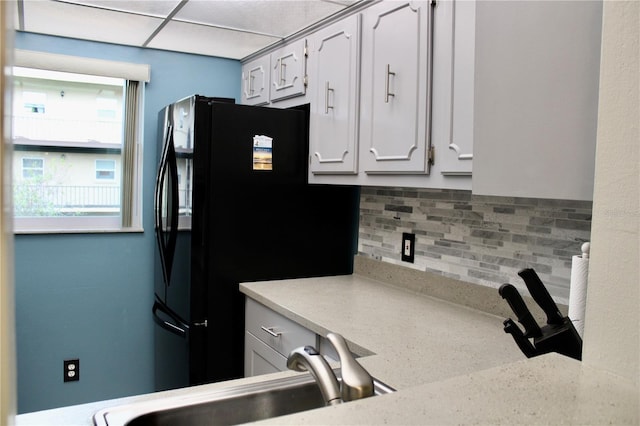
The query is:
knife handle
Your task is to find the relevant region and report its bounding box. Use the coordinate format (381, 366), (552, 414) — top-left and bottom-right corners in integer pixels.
(518, 268), (564, 325)
(499, 283), (542, 338)
(503, 319), (538, 358)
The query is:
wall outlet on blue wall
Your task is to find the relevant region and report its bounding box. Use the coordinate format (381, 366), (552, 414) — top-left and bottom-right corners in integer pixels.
(63, 359), (79, 382)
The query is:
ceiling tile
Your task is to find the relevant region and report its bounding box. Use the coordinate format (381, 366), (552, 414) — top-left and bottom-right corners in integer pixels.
(21, 1), (163, 47)
(146, 20), (280, 59)
(56, 0), (182, 18)
(174, 0), (348, 38)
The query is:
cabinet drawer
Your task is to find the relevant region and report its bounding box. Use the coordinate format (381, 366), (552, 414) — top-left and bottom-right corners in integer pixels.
(245, 298), (316, 358)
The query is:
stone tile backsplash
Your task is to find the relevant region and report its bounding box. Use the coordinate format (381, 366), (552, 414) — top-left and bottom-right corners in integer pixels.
(358, 187), (592, 303)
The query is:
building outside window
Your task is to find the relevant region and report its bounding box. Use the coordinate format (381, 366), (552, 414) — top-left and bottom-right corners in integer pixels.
(12, 68), (124, 222)
(11, 51), (149, 233)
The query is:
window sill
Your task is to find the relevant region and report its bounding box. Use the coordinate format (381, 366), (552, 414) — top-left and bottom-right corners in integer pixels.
(14, 227), (144, 235)
(13, 217), (144, 235)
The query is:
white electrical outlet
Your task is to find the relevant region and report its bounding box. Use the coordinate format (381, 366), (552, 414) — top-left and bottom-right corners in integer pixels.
(64, 359), (79, 382)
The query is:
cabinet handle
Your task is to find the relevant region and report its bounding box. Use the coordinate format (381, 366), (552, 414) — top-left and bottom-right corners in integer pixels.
(249, 73), (255, 95)
(385, 64), (396, 103)
(325, 81), (334, 114)
(261, 326), (282, 338)
(279, 60), (287, 85)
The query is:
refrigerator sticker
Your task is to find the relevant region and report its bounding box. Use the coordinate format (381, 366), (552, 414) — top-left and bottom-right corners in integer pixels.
(253, 135), (273, 171)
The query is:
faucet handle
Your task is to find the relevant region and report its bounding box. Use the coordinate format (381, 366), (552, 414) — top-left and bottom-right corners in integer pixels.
(327, 333), (374, 401)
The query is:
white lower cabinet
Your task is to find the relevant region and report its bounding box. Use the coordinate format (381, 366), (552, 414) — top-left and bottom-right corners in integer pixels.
(245, 331), (287, 376)
(244, 298), (317, 377)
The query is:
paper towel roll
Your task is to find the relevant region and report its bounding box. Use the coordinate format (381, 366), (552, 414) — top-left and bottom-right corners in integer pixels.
(569, 242), (590, 338)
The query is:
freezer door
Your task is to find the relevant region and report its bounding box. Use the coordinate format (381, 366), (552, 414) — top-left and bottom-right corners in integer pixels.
(208, 103), (308, 184)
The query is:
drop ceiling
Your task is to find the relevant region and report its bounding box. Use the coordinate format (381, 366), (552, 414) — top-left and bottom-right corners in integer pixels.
(13, 0), (363, 60)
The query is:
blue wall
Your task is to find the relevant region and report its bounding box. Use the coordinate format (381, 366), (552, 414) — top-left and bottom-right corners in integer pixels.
(13, 32), (240, 413)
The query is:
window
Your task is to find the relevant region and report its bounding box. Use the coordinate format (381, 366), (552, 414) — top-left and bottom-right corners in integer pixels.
(95, 159), (116, 180)
(22, 157), (44, 179)
(96, 96), (118, 120)
(12, 50), (149, 233)
(23, 91), (46, 114)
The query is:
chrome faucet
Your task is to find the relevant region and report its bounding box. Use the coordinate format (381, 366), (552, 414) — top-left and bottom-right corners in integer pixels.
(287, 332), (374, 405)
(286, 345), (342, 406)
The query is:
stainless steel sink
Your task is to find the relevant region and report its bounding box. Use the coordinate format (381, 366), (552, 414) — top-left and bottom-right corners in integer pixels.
(93, 374), (394, 426)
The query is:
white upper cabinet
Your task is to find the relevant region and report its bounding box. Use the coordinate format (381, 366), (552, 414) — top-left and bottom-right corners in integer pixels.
(471, 1), (602, 200)
(359, 1), (433, 174)
(241, 55), (270, 106)
(308, 14), (361, 174)
(270, 39), (307, 102)
(241, 0), (600, 199)
(433, 0), (475, 176)
(240, 39), (308, 106)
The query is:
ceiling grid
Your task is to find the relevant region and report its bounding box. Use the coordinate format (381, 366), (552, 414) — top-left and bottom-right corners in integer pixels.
(14, 0), (361, 60)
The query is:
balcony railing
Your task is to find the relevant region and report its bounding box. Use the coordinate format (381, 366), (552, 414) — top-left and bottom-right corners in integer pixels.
(13, 184), (192, 217)
(14, 184), (120, 216)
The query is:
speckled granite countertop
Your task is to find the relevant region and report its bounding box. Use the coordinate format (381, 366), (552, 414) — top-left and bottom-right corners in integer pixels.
(16, 271), (638, 425)
(240, 274), (638, 425)
(239, 274), (524, 389)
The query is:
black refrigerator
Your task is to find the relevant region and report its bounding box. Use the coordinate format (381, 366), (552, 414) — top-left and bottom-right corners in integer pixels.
(152, 95), (359, 391)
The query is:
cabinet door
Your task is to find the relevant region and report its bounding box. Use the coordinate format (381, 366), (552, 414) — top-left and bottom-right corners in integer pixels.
(270, 39), (307, 102)
(309, 14), (361, 174)
(360, 1), (433, 174)
(241, 55), (270, 105)
(244, 331), (287, 377)
(435, 0), (474, 176)
(472, 1), (601, 200)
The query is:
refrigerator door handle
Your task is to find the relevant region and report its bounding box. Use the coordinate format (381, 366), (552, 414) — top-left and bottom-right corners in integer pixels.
(154, 123), (180, 287)
(152, 296), (189, 338)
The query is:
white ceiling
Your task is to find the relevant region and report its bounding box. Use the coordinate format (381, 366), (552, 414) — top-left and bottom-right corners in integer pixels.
(13, 0), (362, 60)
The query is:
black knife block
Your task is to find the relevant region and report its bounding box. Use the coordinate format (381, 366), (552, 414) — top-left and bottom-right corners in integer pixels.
(500, 269), (583, 361)
(533, 317), (583, 360)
